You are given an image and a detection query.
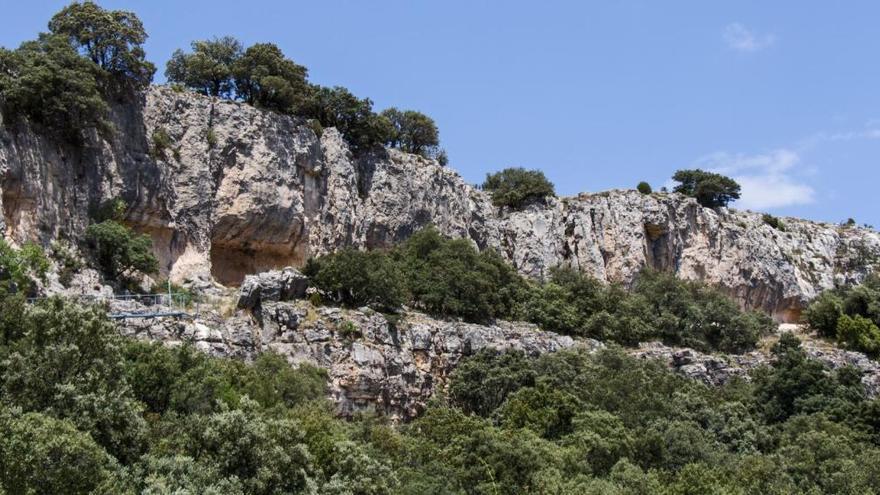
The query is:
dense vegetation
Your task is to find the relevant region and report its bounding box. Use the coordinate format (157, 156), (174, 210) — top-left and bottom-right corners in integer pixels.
(804, 275), (880, 356)
(1, 2), (445, 160)
(305, 227), (773, 352)
(166, 35), (445, 159)
(672, 169), (741, 208)
(0, 2), (154, 143)
(85, 199), (159, 284)
(2, 285), (879, 493)
(481, 167), (557, 208)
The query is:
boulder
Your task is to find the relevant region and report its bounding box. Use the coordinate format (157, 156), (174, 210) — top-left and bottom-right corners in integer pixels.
(237, 267), (309, 310)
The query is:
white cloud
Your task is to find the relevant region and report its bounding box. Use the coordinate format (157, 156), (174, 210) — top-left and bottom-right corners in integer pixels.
(693, 149), (814, 210)
(723, 23), (775, 52)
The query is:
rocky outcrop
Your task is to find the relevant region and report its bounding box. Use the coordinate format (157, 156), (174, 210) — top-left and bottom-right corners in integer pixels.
(633, 335), (880, 397)
(2, 86), (879, 320)
(237, 267), (309, 311)
(116, 300), (584, 420)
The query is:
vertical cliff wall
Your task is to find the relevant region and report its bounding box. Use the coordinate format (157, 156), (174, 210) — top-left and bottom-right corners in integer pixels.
(1, 86), (878, 320)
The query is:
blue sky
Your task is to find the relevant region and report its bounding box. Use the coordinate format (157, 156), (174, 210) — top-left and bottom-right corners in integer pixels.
(4, 1), (880, 226)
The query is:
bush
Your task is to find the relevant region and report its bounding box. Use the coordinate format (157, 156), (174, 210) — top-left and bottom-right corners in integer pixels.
(636, 181), (652, 194)
(836, 314), (880, 356)
(150, 127), (173, 160)
(672, 169), (741, 208)
(0, 34), (110, 143)
(303, 248), (406, 311)
(803, 292), (844, 337)
(0, 240), (49, 296)
(398, 227), (527, 322)
(381, 107), (440, 155)
(762, 213), (786, 231)
(49, 240), (84, 287)
(482, 167), (556, 208)
(85, 220), (159, 280)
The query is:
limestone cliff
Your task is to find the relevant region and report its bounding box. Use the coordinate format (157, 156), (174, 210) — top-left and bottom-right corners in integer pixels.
(2, 86), (879, 321)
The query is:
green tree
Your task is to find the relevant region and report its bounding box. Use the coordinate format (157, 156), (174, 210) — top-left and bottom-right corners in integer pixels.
(399, 227), (527, 322)
(85, 220), (159, 280)
(636, 181), (652, 194)
(48, 1), (155, 91)
(482, 167), (556, 208)
(0, 297), (148, 462)
(804, 291), (845, 338)
(0, 34), (110, 141)
(448, 349), (537, 416)
(836, 314), (880, 356)
(0, 239), (49, 296)
(672, 169), (741, 208)
(166, 36), (242, 97)
(232, 42), (309, 112)
(303, 248), (406, 311)
(381, 107), (440, 155)
(0, 408), (117, 495)
(300, 85), (394, 153)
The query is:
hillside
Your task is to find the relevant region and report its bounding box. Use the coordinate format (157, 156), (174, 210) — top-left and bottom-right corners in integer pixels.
(2, 85), (878, 322)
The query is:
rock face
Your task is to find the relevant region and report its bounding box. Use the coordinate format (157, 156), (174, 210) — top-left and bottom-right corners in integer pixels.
(116, 300), (583, 420)
(633, 337), (880, 397)
(2, 86), (879, 320)
(237, 267), (309, 311)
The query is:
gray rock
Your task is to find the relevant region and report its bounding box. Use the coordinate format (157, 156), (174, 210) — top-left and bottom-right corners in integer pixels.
(2, 86), (878, 320)
(237, 268), (309, 309)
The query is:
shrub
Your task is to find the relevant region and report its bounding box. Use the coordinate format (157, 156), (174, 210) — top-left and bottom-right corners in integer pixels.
(206, 128), (218, 148)
(398, 227), (527, 322)
(836, 314), (880, 356)
(49, 240), (83, 287)
(166, 36), (242, 98)
(303, 248), (405, 311)
(85, 220), (159, 280)
(0, 34), (110, 143)
(150, 127), (172, 160)
(762, 213), (786, 231)
(803, 292), (844, 337)
(482, 167), (556, 208)
(636, 181), (652, 194)
(0, 239), (49, 296)
(672, 169), (741, 208)
(381, 107), (440, 155)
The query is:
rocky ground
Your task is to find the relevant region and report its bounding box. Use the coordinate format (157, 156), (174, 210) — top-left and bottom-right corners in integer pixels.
(95, 268), (880, 420)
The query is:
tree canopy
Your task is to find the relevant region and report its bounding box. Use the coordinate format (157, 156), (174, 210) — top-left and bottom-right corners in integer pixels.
(165, 36), (242, 98)
(48, 1), (155, 91)
(672, 169), (741, 208)
(482, 167), (556, 208)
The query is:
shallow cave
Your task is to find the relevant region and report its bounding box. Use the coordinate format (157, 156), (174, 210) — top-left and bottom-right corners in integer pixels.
(209, 241), (304, 286)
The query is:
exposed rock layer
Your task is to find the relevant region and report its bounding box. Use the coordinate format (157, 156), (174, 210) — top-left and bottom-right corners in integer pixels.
(2, 86), (879, 320)
(116, 299), (582, 420)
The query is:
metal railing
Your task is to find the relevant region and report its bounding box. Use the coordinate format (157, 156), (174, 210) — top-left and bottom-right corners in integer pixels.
(28, 291), (197, 320)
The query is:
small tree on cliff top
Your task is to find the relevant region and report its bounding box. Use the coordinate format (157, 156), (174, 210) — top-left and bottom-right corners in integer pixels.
(671, 169), (741, 208)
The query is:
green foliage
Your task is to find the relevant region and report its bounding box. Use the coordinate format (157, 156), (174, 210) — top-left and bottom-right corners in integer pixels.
(233, 42), (309, 113)
(837, 314), (880, 356)
(0, 239), (49, 296)
(0, 33), (110, 142)
(48, 0), (154, 92)
(482, 167), (556, 208)
(804, 276), (880, 354)
(0, 407), (116, 494)
(206, 127), (218, 148)
(85, 220), (159, 280)
(166, 36), (242, 98)
(637, 181), (652, 194)
(762, 213), (786, 231)
(523, 267), (772, 352)
(672, 169), (741, 208)
(303, 248), (406, 311)
(150, 126), (173, 159)
(49, 240), (83, 286)
(804, 291), (844, 337)
(2, 288), (880, 494)
(300, 85), (394, 153)
(399, 227), (527, 322)
(381, 107), (440, 155)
